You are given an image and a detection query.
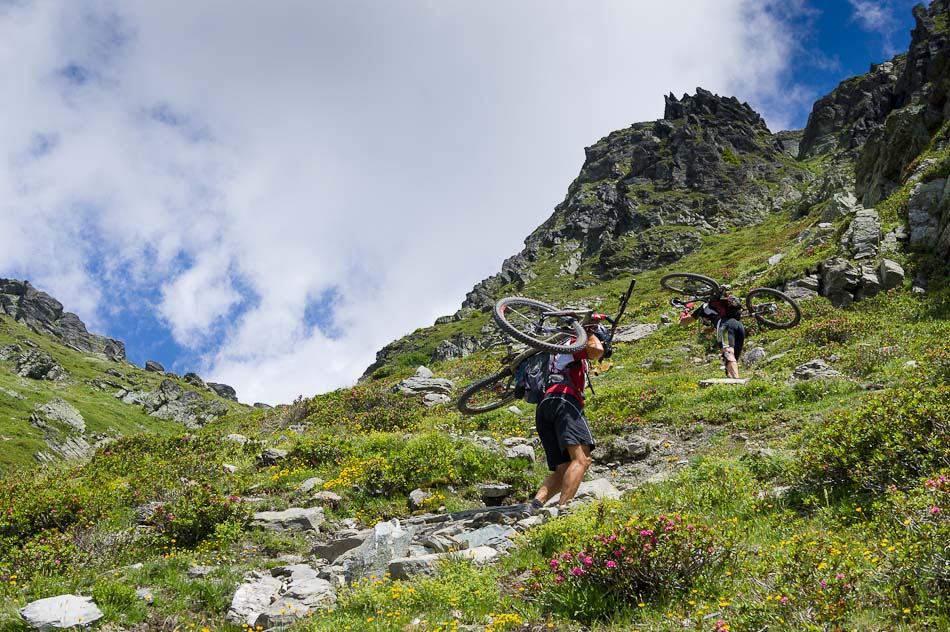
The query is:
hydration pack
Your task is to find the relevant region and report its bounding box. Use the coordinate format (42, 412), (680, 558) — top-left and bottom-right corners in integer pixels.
(514, 352), (552, 404)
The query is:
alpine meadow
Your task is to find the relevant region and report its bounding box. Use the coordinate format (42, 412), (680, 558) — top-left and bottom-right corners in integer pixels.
(5, 2), (950, 631)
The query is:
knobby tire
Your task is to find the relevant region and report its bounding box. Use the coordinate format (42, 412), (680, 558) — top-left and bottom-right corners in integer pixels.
(493, 296), (587, 354)
(457, 368), (516, 415)
(659, 272), (721, 298)
(745, 287), (801, 329)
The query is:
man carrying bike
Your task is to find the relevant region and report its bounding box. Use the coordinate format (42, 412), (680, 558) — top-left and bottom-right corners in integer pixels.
(677, 286), (746, 379)
(528, 324), (607, 514)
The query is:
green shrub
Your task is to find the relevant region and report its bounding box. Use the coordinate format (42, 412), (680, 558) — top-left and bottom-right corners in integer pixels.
(305, 384), (427, 433)
(873, 470), (950, 612)
(530, 512), (728, 623)
(291, 432), (354, 467)
(146, 485), (251, 547)
(794, 383), (950, 493)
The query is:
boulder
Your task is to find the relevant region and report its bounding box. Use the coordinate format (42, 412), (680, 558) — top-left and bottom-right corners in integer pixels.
(258, 448), (289, 466)
(454, 524), (517, 551)
(856, 264), (883, 299)
(840, 208), (881, 259)
(431, 336), (481, 362)
(295, 477), (325, 494)
(478, 483), (513, 505)
(907, 178), (944, 251)
(741, 347), (767, 366)
(226, 571), (283, 628)
(598, 436), (651, 463)
(387, 547), (500, 580)
(546, 478), (622, 505)
(311, 491), (343, 508)
(819, 257), (861, 308)
(878, 259), (905, 290)
(208, 382), (239, 401)
(144, 360), (165, 373)
(783, 275), (820, 301)
(311, 530), (371, 563)
(16, 350), (67, 380)
(422, 393), (451, 407)
(408, 489), (431, 511)
(792, 359), (844, 380)
(142, 380), (229, 428)
(820, 191), (860, 223)
(612, 323), (659, 343)
(393, 367), (455, 397)
(251, 507), (325, 533)
(32, 399), (86, 432)
(504, 444), (535, 462)
(19, 595), (104, 630)
(183, 372), (206, 388)
(336, 519), (415, 581)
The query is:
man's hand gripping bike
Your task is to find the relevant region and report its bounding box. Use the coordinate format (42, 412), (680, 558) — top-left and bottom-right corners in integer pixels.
(456, 277), (637, 415)
(660, 272), (801, 329)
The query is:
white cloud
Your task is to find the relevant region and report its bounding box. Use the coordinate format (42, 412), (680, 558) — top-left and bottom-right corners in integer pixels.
(849, 0), (891, 31)
(0, 0), (809, 404)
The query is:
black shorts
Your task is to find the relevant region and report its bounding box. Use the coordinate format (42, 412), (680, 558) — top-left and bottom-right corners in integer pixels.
(535, 393), (595, 471)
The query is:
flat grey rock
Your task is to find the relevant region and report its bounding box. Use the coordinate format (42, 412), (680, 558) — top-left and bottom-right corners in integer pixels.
(19, 595), (104, 630)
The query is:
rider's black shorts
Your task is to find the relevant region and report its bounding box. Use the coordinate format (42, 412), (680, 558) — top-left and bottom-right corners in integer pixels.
(535, 393), (595, 471)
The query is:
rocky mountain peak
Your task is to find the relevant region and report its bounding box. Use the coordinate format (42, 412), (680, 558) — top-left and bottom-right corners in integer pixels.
(663, 87), (768, 134)
(450, 87), (802, 315)
(0, 278), (125, 361)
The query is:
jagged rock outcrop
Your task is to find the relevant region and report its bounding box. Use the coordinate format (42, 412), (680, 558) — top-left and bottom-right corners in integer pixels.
(457, 88), (806, 312)
(116, 379), (229, 428)
(853, 1), (950, 205)
(0, 279), (125, 361)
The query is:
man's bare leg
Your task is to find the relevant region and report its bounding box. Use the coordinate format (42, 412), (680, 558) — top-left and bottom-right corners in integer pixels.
(722, 346), (740, 379)
(558, 444), (593, 506)
(534, 463), (569, 505)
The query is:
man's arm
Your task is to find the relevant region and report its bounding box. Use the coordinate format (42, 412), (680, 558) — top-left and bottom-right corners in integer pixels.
(678, 302), (697, 325)
(586, 330), (604, 361)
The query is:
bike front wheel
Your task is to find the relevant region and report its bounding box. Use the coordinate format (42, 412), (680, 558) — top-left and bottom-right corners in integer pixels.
(457, 368), (516, 415)
(493, 297), (587, 354)
(660, 272), (721, 298)
(746, 288), (801, 329)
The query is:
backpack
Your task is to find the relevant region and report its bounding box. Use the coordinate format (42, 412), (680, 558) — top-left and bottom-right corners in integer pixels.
(514, 352), (585, 404)
(514, 352), (551, 404)
(708, 295), (742, 320)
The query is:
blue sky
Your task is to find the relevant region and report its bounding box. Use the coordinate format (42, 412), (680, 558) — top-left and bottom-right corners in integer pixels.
(0, 1), (927, 404)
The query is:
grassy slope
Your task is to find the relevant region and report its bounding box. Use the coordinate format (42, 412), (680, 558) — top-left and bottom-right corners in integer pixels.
(0, 314), (245, 470)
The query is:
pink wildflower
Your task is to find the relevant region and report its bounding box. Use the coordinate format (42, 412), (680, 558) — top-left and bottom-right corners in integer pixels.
(606, 560), (617, 569)
(639, 529), (654, 537)
(932, 506), (941, 515)
(570, 567), (585, 576)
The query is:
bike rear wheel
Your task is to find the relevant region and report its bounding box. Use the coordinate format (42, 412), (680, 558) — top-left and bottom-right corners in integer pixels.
(457, 368), (516, 415)
(745, 288), (801, 329)
(493, 297), (587, 354)
(660, 273), (721, 298)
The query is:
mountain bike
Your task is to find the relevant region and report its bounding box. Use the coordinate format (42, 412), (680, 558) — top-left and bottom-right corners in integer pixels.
(660, 272), (801, 329)
(457, 277), (637, 415)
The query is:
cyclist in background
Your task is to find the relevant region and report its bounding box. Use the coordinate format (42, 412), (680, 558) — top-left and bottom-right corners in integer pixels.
(677, 285), (745, 379)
